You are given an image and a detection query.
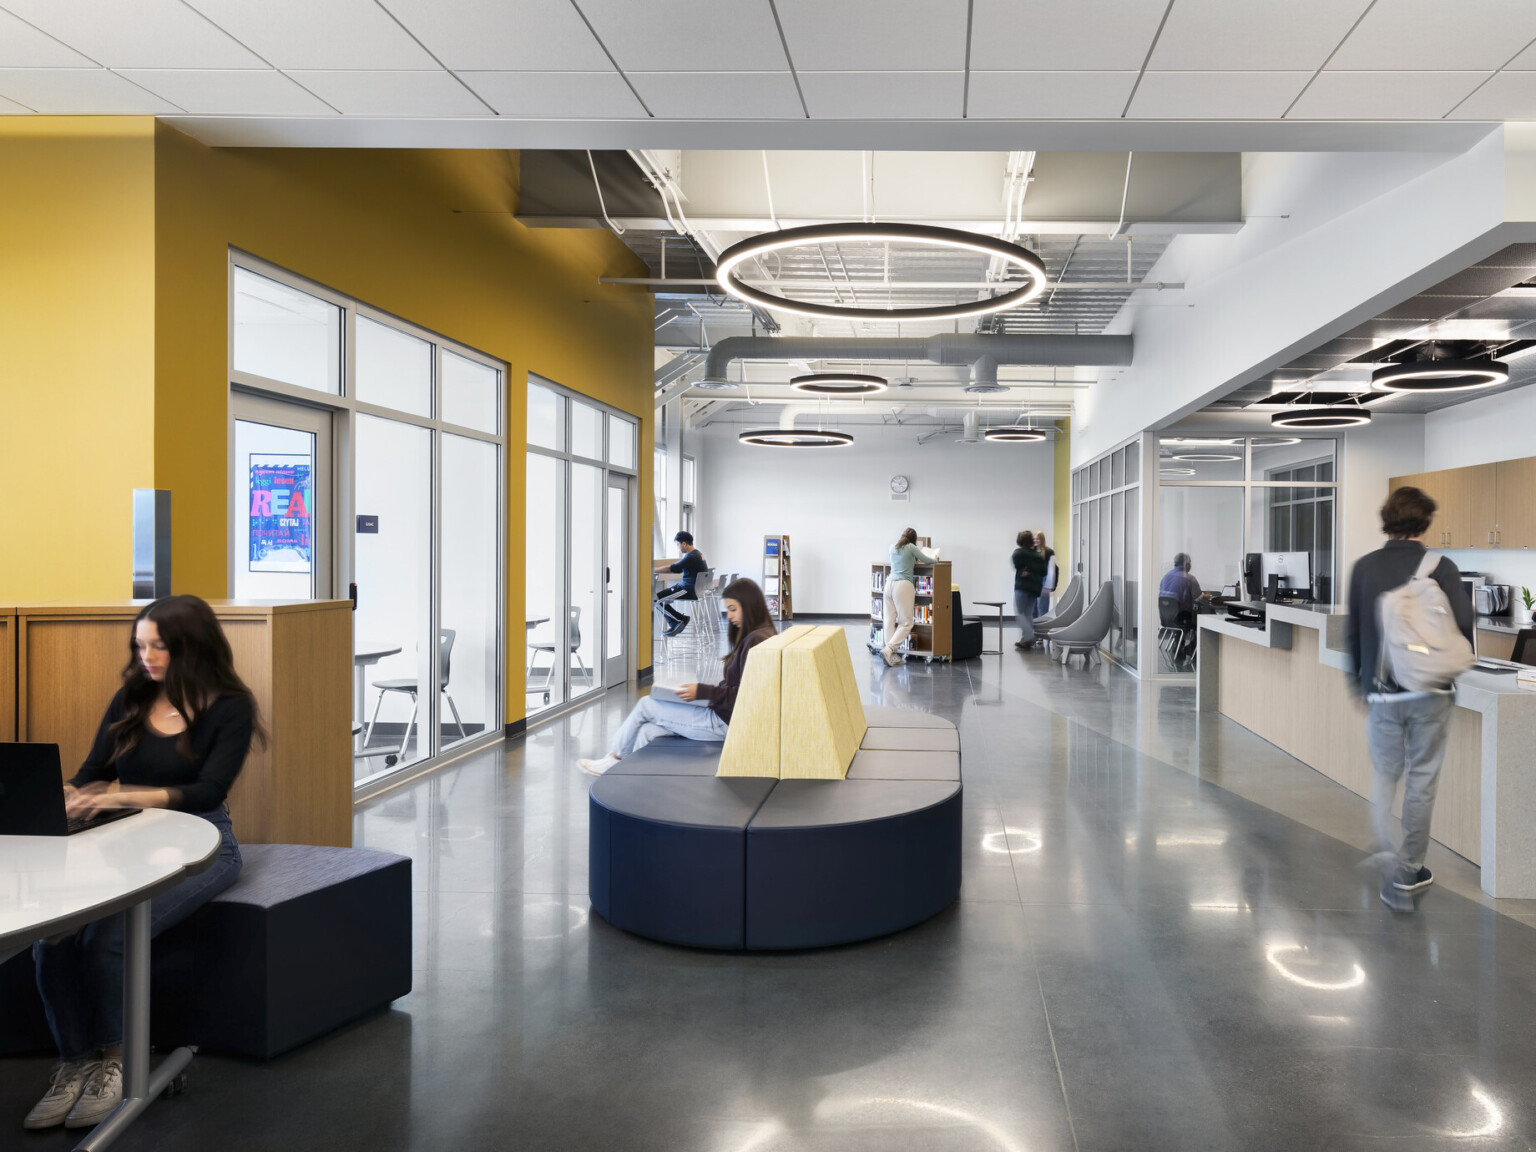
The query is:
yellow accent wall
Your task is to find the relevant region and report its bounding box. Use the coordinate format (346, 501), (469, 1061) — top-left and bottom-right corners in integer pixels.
(0, 119), (158, 599)
(1054, 418), (1072, 576)
(1, 118), (656, 726)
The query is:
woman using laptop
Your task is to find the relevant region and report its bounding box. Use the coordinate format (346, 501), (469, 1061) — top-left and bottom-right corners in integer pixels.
(578, 577), (776, 775)
(25, 595), (263, 1133)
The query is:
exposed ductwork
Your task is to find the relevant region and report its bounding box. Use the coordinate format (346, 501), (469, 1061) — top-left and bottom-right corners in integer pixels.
(958, 411), (981, 443)
(700, 333), (1132, 385)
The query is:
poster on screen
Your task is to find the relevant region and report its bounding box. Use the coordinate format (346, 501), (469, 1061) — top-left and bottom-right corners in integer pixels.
(249, 454), (313, 574)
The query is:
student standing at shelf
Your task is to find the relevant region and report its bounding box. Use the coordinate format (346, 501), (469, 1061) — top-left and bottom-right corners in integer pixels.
(1035, 532), (1058, 618)
(881, 527), (939, 666)
(1012, 531), (1048, 648)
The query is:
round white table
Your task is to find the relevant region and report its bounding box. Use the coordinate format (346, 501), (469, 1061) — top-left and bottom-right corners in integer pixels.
(354, 641), (402, 758)
(0, 810), (221, 1151)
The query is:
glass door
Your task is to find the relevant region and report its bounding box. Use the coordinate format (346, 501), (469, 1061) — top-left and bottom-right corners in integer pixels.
(569, 462), (603, 702)
(605, 477), (630, 685)
(231, 393), (332, 600)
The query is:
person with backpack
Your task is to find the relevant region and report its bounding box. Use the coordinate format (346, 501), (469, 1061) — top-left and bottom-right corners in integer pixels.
(1345, 485), (1475, 912)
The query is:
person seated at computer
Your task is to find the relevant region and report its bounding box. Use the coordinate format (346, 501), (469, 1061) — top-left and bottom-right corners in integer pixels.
(654, 530), (708, 637)
(1159, 552), (1205, 619)
(579, 578), (775, 775)
(25, 595), (262, 1133)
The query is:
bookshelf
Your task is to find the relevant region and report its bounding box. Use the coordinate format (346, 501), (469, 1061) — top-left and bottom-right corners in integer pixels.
(762, 534), (793, 622)
(868, 560), (953, 662)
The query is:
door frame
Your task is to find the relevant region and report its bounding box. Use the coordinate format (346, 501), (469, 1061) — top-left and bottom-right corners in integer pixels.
(604, 474), (632, 686)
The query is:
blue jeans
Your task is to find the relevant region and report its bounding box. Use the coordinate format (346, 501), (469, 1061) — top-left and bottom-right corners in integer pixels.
(614, 696), (728, 758)
(1034, 593), (1052, 618)
(33, 816), (242, 1061)
(1014, 590), (1038, 643)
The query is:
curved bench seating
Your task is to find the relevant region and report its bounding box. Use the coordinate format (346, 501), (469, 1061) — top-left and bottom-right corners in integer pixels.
(589, 716), (962, 951)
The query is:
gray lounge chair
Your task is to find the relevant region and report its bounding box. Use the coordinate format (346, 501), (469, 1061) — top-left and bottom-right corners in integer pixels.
(1048, 583), (1114, 667)
(1034, 577), (1084, 638)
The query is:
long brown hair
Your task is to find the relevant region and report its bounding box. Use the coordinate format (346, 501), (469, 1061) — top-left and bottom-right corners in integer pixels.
(721, 577), (774, 658)
(896, 527), (918, 548)
(111, 595), (266, 761)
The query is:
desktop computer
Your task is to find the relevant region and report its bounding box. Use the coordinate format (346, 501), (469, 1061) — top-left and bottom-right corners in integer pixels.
(1260, 552), (1312, 602)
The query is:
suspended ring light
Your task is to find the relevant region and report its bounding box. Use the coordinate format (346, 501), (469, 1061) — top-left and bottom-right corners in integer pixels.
(983, 426), (1048, 442)
(1172, 453), (1240, 462)
(1372, 358), (1508, 393)
(789, 373), (889, 395)
(1160, 467), (1197, 476)
(1248, 435), (1301, 447)
(714, 222), (1049, 322)
(1272, 407), (1372, 429)
(738, 429), (855, 447)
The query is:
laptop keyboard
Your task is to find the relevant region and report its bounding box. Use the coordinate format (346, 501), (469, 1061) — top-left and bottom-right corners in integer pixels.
(65, 808), (140, 835)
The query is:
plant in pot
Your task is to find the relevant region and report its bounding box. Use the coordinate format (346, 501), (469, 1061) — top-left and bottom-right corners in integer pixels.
(1523, 586), (1535, 624)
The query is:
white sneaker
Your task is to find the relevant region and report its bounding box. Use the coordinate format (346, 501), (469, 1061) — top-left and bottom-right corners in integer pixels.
(65, 1058), (122, 1128)
(24, 1060), (95, 1130)
(578, 754), (619, 776)
(882, 648), (904, 667)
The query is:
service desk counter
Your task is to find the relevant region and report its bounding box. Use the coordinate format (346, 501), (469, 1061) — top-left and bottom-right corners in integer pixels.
(1197, 603), (1536, 899)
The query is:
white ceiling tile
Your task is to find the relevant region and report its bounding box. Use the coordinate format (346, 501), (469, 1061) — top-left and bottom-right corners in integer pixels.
(1329, 0), (1536, 71)
(579, 0), (789, 72)
(628, 71), (803, 119)
(970, 1), (1169, 71)
(1503, 39), (1536, 69)
(1288, 70), (1488, 119)
(285, 70), (492, 116)
(1128, 71), (1311, 119)
(0, 9), (95, 67)
(774, 0), (969, 71)
(0, 0), (265, 69)
(0, 67), (180, 112)
(967, 71), (1137, 119)
(376, 0), (611, 71)
(1148, 0), (1371, 71)
(460, 71), (646, 118)
(799, 71), (963, 119)
(116, 68), (336, 115)
(182, 0), (437, 70)
(1447, 71), (1536, 119)
(0, 90), (31, 111)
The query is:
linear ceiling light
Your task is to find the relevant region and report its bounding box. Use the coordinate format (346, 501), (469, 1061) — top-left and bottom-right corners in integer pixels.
(1272, 407), (1371, 428)
(715, 222), (1049, 322)
(738, 429), (855, 447)
(983, 426), (1048, 442)
(789, 373), (888, 395)
(1371, 358), (1509, 392)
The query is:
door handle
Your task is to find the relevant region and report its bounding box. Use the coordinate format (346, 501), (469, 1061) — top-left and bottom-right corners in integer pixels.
(605, 566), (611, 584)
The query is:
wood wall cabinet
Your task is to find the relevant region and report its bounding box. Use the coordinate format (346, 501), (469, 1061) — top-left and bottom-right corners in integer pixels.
(1391, 458), (1529, 549)
(0, 606), (14, 742)
(1496, 457), (1536, 549)
(11, 600), (353, 847)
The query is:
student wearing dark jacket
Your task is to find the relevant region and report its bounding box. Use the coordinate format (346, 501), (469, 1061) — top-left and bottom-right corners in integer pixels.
(1345, 486), (1474, 912)
(27, 596), (262, 1132)
(580, 578), (776, 775)
(654, 530), (708, 636)
(1012, 531), (1048, 647)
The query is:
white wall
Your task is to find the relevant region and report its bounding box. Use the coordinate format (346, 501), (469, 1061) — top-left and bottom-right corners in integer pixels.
(696, 423), (1054, 613)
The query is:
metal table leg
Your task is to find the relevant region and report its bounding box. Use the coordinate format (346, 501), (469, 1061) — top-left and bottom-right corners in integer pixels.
(75, 901), (197, 1151)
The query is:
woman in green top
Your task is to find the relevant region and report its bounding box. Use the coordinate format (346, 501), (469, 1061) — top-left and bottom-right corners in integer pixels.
(1012, 530), (1048, 648)
(882, 527), (939, 666)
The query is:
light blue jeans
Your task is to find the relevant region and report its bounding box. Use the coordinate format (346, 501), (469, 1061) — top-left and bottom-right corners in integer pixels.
(615, 696), (728, 757)
(1014, 589), (1038, 643)
(1366, 692), (1453, 873)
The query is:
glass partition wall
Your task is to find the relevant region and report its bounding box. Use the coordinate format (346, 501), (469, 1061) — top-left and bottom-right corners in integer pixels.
(1069, 437), (1142, 670)
(525, 378), (638, 722)
(228, 255), (505, 791)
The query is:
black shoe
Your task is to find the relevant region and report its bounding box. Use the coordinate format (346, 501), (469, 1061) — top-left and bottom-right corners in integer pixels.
(664, 619), (688, 637)
(1380, 883), (1415, 913)
(1393, 865), (1434, 893)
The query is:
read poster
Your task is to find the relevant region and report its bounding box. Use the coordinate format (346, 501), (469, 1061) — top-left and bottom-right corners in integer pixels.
(248, 454), (313, 573)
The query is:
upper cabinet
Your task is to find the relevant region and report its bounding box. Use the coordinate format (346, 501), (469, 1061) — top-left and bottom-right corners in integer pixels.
(1496, 457), (1536, 549)
(1390, 459), (1530, 550)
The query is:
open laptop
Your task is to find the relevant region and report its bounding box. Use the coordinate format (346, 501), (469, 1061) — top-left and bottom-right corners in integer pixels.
(0, 743), (142, 836)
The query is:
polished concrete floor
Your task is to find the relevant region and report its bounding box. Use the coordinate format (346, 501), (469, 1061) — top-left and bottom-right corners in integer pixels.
(9, 622), (1536, 1150)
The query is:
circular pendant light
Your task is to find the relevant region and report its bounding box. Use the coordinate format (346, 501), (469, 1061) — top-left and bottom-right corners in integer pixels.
(982, 426), (1048, 442)
(789, 373), (888, 395)
(1372, 358), (1509, 392)
(738, 429), (855, 447)
(1171, 452), (1240, 462)
(1247, 435), (1301, 447)
(714, 222), (1049, 322)
(1272, 407), (1372, 428)
(1160, 467), (1197, 476)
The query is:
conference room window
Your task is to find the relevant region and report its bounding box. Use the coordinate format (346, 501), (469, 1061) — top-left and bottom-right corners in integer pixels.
(681, 455), (696, 536)
(231, 266), (342, 395)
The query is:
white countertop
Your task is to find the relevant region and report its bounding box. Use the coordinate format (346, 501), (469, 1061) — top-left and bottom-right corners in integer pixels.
(0, 809), (222, 952)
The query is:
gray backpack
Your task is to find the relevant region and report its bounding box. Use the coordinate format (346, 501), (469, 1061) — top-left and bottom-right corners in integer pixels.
(1377, 551), (1474, 692)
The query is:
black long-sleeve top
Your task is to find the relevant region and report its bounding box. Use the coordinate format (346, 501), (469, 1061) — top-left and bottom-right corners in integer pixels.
(1345, 539), (1474, 696)
(69, 689), (255, 814)
(694, 624), (778, 723)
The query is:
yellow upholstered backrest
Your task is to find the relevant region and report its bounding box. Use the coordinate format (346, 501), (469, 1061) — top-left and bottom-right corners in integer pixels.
(778, 626), (868, 780)
(715, 625), (814, 777)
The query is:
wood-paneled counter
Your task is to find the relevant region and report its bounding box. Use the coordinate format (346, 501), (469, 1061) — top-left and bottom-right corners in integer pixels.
(1197, 603), (1536, 898)
(10, 600), (352, 848)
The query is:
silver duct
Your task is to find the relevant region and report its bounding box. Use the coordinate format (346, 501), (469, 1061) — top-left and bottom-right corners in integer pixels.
(701, 333), (1132, 385)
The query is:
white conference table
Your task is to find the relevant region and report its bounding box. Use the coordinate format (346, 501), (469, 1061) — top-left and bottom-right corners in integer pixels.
(0, 810), (222, 1151)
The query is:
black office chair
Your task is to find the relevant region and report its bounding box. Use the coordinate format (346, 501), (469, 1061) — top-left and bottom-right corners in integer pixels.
(1512, 628), (1535, 666)
(1157, 596), (1195, 666)
(365, 629), (466, 764)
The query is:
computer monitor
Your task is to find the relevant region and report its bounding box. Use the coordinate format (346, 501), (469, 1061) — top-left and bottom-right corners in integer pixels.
(1261, 552), (1311, 596)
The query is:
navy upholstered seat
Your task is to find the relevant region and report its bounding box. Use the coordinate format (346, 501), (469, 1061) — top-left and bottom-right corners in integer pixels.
(603, 735), (724, 776)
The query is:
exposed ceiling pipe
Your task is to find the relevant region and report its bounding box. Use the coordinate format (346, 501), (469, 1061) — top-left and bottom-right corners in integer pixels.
(958, 411), (981, 443)
(701, 333), (1131, 385)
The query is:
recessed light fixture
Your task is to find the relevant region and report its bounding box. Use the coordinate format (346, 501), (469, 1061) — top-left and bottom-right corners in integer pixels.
(738, 429), (855, 447)
(1172, 453), (1240, 462)
(1272, 407), (1372, 428)
(789, 373), (888, 395)
(714, 222), (1049, 322)
(1372, 358), (1509, 392)
(983, 426), (1048, 442)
